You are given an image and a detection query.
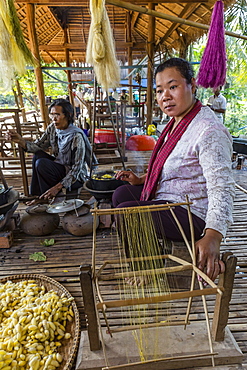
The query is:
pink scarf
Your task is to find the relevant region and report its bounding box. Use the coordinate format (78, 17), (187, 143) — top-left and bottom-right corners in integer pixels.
(140, 100), (203, 201)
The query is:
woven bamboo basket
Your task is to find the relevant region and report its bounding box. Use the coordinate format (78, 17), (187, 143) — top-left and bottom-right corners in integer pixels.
(0, 273), (80, 370)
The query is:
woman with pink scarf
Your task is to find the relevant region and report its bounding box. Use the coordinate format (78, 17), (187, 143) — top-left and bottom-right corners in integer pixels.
(113, 58), (235, 283)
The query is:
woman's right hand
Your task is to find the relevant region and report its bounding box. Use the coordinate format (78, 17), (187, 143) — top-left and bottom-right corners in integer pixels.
(115, 170), (145, 185)
(5, 130), (26, 148)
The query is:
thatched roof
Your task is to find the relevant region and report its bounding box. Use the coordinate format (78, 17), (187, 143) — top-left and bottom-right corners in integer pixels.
(15, 0), (236, 65)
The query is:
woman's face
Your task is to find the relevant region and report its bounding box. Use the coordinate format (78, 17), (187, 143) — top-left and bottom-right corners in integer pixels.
(156, 67), (196, 122)
(49, 105), (69, 130)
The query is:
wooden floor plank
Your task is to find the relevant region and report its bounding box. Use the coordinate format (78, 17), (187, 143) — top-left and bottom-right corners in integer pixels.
(0, 161), (247, 368)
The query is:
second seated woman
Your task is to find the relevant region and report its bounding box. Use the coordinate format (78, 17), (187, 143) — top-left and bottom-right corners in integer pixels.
(7, 98), (97, 203)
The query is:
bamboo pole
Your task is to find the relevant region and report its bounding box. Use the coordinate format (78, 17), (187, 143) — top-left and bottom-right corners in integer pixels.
(146, 2), (155, 128)
(92, 202), (98, 279)
(97, 253), (171, 267)
(169, 206), (193, 260)
(126, 12), (133, 104)
(91, 201), (193, 215)
(26, 3), (49, 129)
(15, 80), (27, 122)
(184, 194), (197, 327)
(199, 280), (215, 367)
(102, 351), (218, 370)
(64, 27), (74, 105)
(168, 254), (223, 293)
(97, 286), (219, 309)
(12, 87), (20, 110)
(13, 110), (29, 196)
(98, 263), (192, 280)
(109, 320), (188, 333)
(95, 276), (113, 337)
(106, 0), (247, 41)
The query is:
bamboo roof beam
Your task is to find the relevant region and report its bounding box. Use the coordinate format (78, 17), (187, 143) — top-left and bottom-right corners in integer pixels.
(19, 0), (209, 4)
(43, 51), (67, 73)
(79, 8), (86, 43)
(38, 42), (146, 51)
(131, 11), (140, 28)
(155, 3), (200, 49)
(106, 0), (247, 41)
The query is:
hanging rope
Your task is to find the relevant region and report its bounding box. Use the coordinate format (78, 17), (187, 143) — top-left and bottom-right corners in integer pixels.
(197, 0), (226, 88)
(86, 0), (120, 91)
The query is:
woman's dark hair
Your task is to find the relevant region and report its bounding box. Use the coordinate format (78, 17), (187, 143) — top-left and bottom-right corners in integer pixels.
(154, 58), (194, 84)
(49, 98), (75, 125)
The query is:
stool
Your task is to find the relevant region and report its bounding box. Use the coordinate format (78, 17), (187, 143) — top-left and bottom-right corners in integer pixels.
(165, 241), (194, 290)
(0, 231), (13, 248)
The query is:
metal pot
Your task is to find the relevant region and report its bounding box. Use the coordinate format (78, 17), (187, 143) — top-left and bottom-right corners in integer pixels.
(83, 180), (114, 201)
(90, 170), (125, 191)
(62, 204), (99, 236)
(0, 201), (19, 232)
(0, 188), (19, 215)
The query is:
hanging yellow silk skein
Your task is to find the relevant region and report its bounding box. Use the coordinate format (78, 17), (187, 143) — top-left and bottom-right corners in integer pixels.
(0, 0), (35, 90)
(86, 0), (120, 91)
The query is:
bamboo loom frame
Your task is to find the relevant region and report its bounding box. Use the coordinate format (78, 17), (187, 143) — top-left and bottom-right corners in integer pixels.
(89, 197), (225, 368)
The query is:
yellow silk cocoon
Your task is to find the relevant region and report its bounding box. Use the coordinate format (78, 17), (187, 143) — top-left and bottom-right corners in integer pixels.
(86, 0), (120, 91)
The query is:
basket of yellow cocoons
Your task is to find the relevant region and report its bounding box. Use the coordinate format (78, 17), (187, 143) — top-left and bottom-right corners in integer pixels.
(0, 274), (80, 370)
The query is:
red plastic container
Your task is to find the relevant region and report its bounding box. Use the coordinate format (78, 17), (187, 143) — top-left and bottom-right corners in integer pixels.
(126, 135), (156, 151)
(94, 129), (122, 146)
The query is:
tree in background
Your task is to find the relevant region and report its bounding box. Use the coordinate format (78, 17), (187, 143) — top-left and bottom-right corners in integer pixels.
(0, 63), (68, 111)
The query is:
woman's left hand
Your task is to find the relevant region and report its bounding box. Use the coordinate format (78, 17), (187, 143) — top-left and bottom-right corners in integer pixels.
(40, 183), (63, 201)
(195, 228), (225, 283)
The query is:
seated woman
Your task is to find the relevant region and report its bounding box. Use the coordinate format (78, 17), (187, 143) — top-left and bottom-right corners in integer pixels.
(113, 58), (235, 284)
(6, 98), (96, 203)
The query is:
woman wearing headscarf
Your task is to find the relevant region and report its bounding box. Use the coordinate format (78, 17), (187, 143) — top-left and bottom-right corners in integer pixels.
(6, 98), (96, 203)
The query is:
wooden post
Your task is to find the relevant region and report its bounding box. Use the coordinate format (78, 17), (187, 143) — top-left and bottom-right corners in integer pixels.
(79, 265), (101, 351)
(146, 2), (155, 128)
(26, 3), (49, 129)
(12, 87), (20, 110)
(64, 27), (74, 105)
(14, 111), (29, 197)
(212, 252), (237, 341)
(15, 79), (27, 122)
(126, 12), (132, 104)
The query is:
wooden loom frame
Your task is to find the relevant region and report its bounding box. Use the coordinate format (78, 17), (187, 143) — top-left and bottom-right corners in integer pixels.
(79, 197), (237, 369)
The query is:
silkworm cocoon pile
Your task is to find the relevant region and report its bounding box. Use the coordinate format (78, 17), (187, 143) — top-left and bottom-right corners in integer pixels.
(0, 280), (74, 370)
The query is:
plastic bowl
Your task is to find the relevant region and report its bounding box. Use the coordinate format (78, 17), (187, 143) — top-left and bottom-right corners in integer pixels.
(126, 135), (156, 151)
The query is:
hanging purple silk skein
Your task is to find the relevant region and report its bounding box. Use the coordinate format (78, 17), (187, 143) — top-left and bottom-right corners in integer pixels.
(197, 0), (226, 89)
